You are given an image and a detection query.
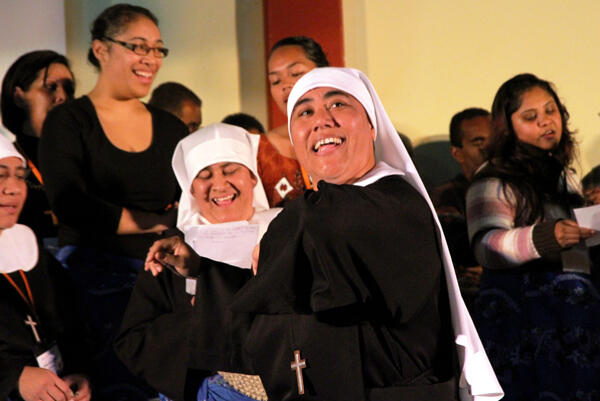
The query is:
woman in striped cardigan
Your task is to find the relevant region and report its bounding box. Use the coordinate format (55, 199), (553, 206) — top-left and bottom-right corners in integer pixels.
(466, 73), (600, 401)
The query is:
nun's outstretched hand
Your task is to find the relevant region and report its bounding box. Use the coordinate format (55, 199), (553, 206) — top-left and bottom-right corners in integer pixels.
(145, 235), (200, 277)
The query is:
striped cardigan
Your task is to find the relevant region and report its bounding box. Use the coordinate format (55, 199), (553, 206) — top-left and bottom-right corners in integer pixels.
(466, 172), (581, 269)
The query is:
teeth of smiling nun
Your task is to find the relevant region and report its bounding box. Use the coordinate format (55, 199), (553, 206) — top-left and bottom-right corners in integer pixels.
(212, 194), (235, 205)
(313, 137), (343, 152)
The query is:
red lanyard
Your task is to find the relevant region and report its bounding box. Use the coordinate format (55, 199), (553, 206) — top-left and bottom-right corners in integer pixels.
(3, 271), (36, 313)
(300, 166), (312, 190)
(27, 159), (43, 185)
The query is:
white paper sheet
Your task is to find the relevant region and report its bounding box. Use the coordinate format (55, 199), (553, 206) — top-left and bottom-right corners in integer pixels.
(185, 222), (259, 269)
(573, 204), (600, 246)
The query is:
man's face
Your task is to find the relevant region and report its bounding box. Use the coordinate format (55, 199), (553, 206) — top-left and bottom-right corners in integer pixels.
(451, 115), (491, 180)
(176, 99), (202, 133)
(584, 187), (600, 206)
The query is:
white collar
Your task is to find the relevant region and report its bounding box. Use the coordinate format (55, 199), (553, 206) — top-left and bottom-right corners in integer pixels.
(353, 161), (404, 187)
(0, 224), (39, 273)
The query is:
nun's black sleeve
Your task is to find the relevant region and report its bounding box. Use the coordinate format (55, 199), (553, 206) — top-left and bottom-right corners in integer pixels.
(115, 269), (195, 401)
(115, 261), (252, 401)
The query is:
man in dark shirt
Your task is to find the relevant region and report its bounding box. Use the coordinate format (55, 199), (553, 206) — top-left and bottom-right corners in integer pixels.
(432, 108), (491, 309)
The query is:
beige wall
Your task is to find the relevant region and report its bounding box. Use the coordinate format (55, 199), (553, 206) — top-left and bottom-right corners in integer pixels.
(344, 0), (600, 175)
(65, 0), (243, 127)
(235, 0), (268, 126)
(56, 0), (600, 174)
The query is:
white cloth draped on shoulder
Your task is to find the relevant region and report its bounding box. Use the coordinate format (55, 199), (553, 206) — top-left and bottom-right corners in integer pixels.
(0, 224), (38, 273)
(287, 67), (503, 401)
(171, 123), (280, 269)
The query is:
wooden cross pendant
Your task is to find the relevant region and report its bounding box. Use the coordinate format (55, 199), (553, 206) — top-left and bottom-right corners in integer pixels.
(290, 349), (307, 395)
(24, 314), (41, 343)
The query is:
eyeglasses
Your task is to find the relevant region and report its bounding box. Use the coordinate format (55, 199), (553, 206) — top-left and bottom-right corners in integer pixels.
(103, 37), (169, 58)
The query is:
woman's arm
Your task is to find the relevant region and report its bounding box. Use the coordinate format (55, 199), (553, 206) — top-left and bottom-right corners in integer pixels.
(467, 178), (556, 269)
(118, 207), (176, 235)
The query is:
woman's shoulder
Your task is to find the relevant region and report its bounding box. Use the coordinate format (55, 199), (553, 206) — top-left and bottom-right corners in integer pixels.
(290, 176), (427, 224)
(50, 96), (94, 116)
(43, 96), (96, 133)
(261, 126), (296, 159)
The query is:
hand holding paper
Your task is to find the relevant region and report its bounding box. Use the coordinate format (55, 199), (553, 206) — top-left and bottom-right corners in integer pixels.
(573, 204), (600, 246)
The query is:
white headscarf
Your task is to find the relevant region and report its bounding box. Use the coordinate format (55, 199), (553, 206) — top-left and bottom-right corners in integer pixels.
(287, 67), (503, 401)
(172, 123), (270, 232)
(0, 134), (25, 165)
(0, 135), (38, 273)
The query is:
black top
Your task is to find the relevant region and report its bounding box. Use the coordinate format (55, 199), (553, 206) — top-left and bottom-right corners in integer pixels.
(0, 250), (89, 400)
(39, 96), (186, 259)
(14, 135), (56, 240)
(181, 175), (457, 401)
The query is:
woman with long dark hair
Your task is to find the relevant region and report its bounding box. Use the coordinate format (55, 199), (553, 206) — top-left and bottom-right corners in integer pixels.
(1, 50), (74, 243)
(466, 73), (600, 401)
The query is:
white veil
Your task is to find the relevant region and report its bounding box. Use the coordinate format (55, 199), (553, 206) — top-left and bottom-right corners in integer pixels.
(172, 123), (270, 232)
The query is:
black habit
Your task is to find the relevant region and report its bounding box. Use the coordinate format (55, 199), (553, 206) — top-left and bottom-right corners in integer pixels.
(0, 250), (89, 400)
(115, 264), (253, 401)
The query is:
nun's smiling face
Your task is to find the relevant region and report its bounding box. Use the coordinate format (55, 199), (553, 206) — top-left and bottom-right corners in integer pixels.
(290, 87), (376, 186)
(191, 162), (257, 224)
(0, 157), (27, 232)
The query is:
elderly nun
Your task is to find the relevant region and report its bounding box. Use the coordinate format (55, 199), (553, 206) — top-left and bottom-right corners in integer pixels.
(116, 124), (280, 401)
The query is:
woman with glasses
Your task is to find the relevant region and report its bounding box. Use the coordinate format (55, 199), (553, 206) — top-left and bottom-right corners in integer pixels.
(39, 4), (187, 399)
(1, 50), (75, 245)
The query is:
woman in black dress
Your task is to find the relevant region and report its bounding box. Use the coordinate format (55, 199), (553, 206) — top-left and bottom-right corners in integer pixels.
(39, 4), (187, 398)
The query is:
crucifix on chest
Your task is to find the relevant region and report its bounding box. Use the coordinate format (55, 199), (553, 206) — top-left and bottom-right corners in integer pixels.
(290, 349), (307, 395)
(24, 314), (41, 343)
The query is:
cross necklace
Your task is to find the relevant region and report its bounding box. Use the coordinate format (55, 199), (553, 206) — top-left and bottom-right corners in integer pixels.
(3, 271), (42, 343)
(290, 349), (307, 395)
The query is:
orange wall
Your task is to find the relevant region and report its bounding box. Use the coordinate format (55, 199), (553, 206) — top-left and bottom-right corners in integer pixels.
(263, 0), (345, 129)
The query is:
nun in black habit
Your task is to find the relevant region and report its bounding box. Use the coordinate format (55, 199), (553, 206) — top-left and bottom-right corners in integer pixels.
(0, 135), (91, 401)
(144, 67), (502, 401)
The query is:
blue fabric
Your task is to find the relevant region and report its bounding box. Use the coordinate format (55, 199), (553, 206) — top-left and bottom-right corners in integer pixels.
(159, 394), (174, 401)
(197, 374), (259, 401)
(42, 236), (60, 257)
(474, 270), (600, 401)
